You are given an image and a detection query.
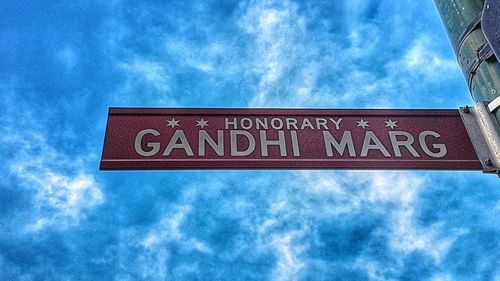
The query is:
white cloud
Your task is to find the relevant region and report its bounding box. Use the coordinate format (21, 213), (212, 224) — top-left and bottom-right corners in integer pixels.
(116, 202), (214, 280)
(238, 0), (312, 107)
(140, 205), (211, 253)
(110, 169), (473, 279)
(119, 58), (171, 92)
(358, 172), (466, 263)
(164, 40), (230, 74)
(232, 1), (463, 109)
(388, 207), (464, 263)
(399, 35), (459, 79)
(293, 171), (462, 267)
(270, 230), (307, 281)
(236, 0), (397, 108)
(3, 129), (103, 232)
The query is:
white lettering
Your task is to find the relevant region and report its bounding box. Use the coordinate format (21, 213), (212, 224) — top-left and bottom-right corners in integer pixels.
(241, 118), (253, 130)
(389, 131), (420, 157)
(316, 118), (328, 130)
(230, 130), (256, 156)
(163, 130), (194, 156)
(286, 118), (298, 130)
(135, 129), (161, 156)
(301, 118), (315, 130)
(260, 131), (287, 156)
(199, 130), (224, 156)
(361, 131), (391, 157)
(290, 131), (300, 156)
(225, 118), (238, 130)
(256, 118), (269, 130)
(419, 131), (447, 158)
(323, 131), (356, 157)
(271, 118), (284, 130)
(329, 118), (342, 130)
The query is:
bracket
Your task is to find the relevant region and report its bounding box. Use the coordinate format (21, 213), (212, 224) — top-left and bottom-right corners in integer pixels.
(487, 96), (500, 113)
(455, 0), (500, 94)
(460, 102), (500, 174)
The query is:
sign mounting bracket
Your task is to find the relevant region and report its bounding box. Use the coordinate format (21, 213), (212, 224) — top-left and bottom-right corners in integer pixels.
(460, 102), (500, 174)
(487, 96), (500, 113)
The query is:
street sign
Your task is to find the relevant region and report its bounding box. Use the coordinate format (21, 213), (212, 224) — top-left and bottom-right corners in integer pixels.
(100, 108), (482, 170)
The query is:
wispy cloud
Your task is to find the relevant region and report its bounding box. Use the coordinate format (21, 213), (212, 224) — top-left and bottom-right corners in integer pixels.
(3, 129), (103, 232)
(107, 170), (486, 279)
(119, 58), (171, 92)
(0, 82), (103, 232)
(239, 0), (318, 107)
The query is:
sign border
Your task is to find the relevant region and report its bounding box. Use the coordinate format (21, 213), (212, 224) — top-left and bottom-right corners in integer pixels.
(100, 107), (482, 171)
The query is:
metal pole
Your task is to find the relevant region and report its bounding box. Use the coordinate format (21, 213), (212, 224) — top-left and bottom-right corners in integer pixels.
(435, 0), (500, 175)
(434, 0), (500, 121)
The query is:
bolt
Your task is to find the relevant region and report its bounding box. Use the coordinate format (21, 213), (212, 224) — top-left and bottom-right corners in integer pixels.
(463, 106), (470, 113)
(484, 158), (493, 166)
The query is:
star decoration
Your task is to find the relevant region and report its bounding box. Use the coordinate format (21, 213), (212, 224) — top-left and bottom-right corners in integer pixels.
(196, 118), (209, 129)
(356, 119), (370, 129)
(384, 119), (398, 129)
(166, 118), (180, 128)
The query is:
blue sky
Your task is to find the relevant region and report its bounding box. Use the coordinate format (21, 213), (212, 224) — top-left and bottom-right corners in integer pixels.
(1, 0), (499, 280)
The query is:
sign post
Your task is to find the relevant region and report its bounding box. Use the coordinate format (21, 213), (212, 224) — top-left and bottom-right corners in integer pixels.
(100, 108), (481, 170)
(434, 0), (500, 112)
(434, 0), (500, 175)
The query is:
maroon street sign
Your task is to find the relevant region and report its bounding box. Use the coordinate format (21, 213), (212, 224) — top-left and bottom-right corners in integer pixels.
(100, 108), (482, 170)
